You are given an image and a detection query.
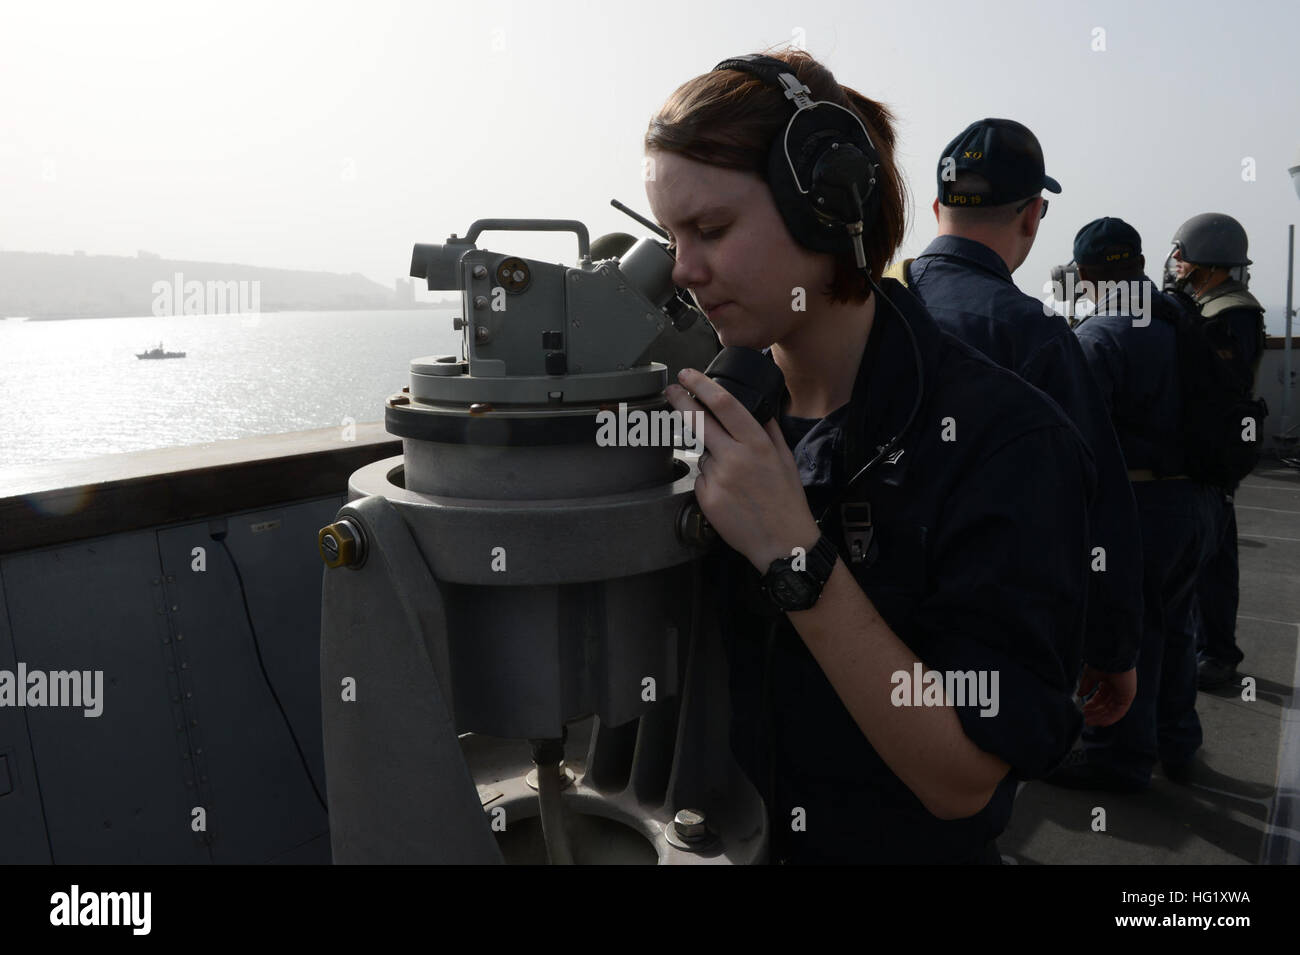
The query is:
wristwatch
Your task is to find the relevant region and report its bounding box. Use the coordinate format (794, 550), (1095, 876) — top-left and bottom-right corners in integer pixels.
(759, 535), (840, 612)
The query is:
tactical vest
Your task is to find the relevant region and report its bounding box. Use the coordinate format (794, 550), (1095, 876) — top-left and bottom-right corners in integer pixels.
(1196, 280), (1267, 385)
(1198, 280), (1263, 319)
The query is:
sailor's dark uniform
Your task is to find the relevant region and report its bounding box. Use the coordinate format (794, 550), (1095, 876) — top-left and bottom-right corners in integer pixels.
(1072, 280), (1221, 784)
(1188, 279), (1268, 672)
(717, 278), (1094, 864)
(906, 235), (1143, 677)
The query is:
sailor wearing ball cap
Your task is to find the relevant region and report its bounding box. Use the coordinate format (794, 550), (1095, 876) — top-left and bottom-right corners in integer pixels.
(900, 120), (1144, 726)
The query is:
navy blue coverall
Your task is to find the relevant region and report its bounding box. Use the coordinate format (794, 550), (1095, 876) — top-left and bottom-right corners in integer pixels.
(907, 236), (1143, 677)
(716, 278), (1095, 863)
(1073, 280), (1222, 782)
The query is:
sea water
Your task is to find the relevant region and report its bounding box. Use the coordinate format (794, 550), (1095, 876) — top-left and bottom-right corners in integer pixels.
(0, 308), (461, 470)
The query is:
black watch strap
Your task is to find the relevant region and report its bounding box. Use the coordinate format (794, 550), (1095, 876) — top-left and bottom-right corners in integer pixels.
(760, 534), (841, 611)
(804, 534), (839, 585)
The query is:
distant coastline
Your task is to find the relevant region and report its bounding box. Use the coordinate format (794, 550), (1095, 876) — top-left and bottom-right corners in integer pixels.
(16, 305), (452, 322)
(0, 250), (457, 320)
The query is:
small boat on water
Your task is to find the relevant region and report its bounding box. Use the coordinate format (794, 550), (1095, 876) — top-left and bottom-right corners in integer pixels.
(136, 341), (186, 359)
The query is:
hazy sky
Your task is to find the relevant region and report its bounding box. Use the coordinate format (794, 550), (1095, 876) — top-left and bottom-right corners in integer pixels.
(3, 0), (1299, 329)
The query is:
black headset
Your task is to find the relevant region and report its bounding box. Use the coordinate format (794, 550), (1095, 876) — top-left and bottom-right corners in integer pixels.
(711, 53), (882, 263)
(709, 53), (924, 515)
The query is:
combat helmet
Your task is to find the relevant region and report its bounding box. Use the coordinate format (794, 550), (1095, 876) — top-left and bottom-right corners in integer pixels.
(1171, 213), (1252, 267)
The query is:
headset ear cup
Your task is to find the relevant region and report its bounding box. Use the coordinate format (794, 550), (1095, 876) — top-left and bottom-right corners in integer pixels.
(812, 146), (876, 223)
(767, 135), (830, 251)
(713, 58), (883, 257)
(766, 103), (882, 256)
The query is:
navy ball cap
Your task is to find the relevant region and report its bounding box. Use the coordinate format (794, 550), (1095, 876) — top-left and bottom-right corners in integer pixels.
(1073, 217), (1142, 266)
(937, 118), (1061, 207)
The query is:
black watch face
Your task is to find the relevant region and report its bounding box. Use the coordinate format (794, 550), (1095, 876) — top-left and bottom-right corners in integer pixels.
(771, 572), (815, 609)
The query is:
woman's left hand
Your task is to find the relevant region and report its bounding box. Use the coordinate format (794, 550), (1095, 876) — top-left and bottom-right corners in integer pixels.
(666, 368), (820, 573)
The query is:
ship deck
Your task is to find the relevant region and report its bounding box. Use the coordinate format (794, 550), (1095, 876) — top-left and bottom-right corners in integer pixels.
(1002, 462), (1300, 864)
(2, 425), (1297, 865)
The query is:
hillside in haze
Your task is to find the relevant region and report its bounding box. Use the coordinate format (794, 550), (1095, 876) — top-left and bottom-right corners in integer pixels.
(0, 250), (435, 319)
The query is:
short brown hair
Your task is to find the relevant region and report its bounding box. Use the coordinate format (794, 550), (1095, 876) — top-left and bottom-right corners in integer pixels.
(644, 48), (907, 306)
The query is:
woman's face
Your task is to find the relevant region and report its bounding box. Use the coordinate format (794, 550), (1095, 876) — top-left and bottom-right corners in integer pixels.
(644, 148), (836, 350)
